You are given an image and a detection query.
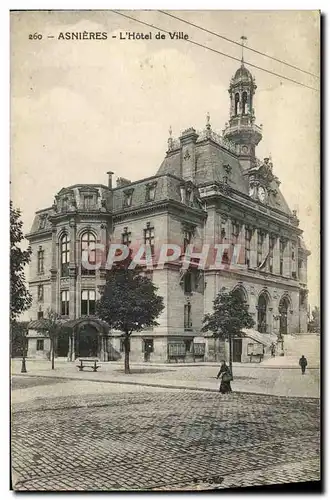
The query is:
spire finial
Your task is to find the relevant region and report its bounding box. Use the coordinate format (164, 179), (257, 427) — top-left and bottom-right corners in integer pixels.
(167, 125), (173, 151)
(206, 111), (211, 130)
(240, 35), (247, 64)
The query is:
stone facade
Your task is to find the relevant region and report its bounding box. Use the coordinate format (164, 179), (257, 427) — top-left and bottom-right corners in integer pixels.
(26, 63), (310, 363)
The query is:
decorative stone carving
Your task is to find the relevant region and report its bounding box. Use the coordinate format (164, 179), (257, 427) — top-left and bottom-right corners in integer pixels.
(183, 149), (191, 161)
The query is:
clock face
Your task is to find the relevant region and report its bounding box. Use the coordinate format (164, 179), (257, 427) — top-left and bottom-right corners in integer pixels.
(258, 186), (266, 202)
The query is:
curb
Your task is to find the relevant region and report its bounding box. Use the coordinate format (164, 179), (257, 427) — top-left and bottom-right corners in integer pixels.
(12, 373), (320, 400)
(13, 360), (320, 369)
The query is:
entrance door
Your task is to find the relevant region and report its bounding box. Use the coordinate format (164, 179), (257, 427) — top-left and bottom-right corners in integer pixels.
(56, 330), (69, 357)
(77, 325), (98, 357)
(143, 339), (154, 362)
(233, 339), (242, 362)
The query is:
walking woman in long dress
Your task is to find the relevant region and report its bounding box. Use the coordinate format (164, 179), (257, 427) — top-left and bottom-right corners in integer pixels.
(216, 360), (232, 394)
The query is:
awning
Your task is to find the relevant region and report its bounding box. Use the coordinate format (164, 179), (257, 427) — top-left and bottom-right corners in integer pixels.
(242, 329), (277, 347)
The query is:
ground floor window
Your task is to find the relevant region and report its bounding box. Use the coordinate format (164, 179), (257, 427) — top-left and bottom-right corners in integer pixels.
(36, 339), (44, 351)
(142, 339), (154, 352)
(184, 339), (193, 352)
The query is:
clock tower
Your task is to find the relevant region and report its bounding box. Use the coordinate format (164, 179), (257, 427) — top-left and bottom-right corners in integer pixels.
(223, 37), (263, 171)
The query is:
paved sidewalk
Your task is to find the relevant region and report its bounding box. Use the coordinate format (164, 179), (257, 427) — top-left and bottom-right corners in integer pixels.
(11, 359), (320, 398)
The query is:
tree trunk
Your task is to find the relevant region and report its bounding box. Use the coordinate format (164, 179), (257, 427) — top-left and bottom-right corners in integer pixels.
(51, 337), (55, 370)
(228, 332), (233, 376)
(124, 333), (130, 374)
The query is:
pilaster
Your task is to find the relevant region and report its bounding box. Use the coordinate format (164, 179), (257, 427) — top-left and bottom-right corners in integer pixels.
(69, 219), (77, 319)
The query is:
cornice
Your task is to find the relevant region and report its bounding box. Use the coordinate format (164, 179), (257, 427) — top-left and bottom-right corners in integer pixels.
(113, 200), (207, 224)
(204, 267), (301, 290)
(201, 185), (302, 236)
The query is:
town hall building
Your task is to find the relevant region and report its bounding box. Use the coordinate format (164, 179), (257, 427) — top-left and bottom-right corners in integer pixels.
(26, 61), (310, 363)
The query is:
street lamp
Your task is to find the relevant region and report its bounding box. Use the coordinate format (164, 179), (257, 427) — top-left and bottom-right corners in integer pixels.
(273, 314), (284, 356)
(21, 329), (27, 373)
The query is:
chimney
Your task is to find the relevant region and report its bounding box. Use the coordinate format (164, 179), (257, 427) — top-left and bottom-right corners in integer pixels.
(179, 128), (198, 182)
(106, 171), (114, 189)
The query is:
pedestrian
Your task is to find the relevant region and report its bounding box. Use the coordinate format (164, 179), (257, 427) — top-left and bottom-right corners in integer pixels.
(216, 360), (233, 394)
(299, 355), (308, 374)
(271, 343), (276, 357)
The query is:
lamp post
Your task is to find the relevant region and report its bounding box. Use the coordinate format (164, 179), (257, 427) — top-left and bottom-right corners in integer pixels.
(21, 330), (27, 373)
(273, 314), (284, 356)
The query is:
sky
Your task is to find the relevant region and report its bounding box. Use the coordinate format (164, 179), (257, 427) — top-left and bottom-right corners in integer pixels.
(10, 10), (320, 309)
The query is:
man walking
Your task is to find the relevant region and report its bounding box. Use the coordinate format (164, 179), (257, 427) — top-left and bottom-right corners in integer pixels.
(299, 355), (308, 374)
(270, 343), (276, 357)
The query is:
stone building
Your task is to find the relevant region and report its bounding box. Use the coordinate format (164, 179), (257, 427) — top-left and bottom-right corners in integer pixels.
(26, 62), (309, 363)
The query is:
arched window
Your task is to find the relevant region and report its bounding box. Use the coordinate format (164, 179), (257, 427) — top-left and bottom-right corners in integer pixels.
(81, 231), (96, 276)
(242, 92), (248, 115)
(234, 93), (240, 115)
(61, 234), (70, 277)
(232, 287), (246, 304)
(257, 293), (268, 333)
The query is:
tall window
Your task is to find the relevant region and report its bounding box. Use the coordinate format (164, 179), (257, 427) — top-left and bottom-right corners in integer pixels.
(184, 272), (192, 294)
(232, 222), (240, 245)
(245, 227), (252, 267)
(37, 247), (44, 274)
(61, 235), (70, 277)
(291, 242), (296, 278)
(234, 93), (239, 115)
(38, 309), (44, 319)
(81, 290), (96, 316)
(61, 290), (70, 316)
(121, 228), (131, 246)
(183, 229), (192, 253)
(37, 284), (44, 302)
(298, 259), (303, 280)
(269, 235), (276, 273)
(83, 195), (93, 210)
(81, 232), (96, 276)
(220, 221), (226, 243)
(242, 91), (248, 114)
(184, 303), (192, 330)
(280, 239), (286, 275)
(144, 224), (155, 254)
(257, 231), (264, 267)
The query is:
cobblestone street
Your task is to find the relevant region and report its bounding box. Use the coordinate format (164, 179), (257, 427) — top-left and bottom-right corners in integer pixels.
(11, 376), (320, 491)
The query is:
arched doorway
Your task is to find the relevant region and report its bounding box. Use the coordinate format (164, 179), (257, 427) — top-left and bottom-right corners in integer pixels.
(279, 296), (290, 335)
(76, 324), (99, 357)
(56, 329), (69, 357)
(257, 293), (268, 333)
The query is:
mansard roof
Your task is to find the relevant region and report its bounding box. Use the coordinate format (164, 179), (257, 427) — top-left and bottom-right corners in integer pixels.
(157, 131), (292, 217)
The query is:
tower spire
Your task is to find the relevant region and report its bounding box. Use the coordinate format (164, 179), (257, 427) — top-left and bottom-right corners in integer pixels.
(240, 35), (247, 64)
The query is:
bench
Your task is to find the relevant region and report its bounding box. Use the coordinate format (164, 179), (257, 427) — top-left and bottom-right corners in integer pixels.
(77, 358), (100, 372)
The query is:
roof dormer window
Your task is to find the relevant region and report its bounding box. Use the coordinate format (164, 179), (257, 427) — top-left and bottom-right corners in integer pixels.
(146, 182), (157, 202)
(123, 188), (134, 208)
